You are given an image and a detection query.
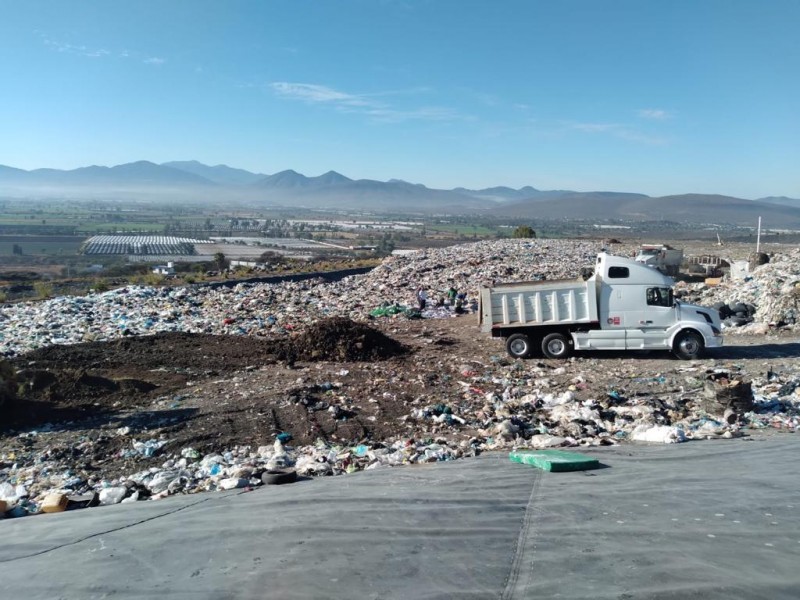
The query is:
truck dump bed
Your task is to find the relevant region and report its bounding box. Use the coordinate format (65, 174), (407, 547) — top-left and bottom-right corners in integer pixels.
(479, 278), (598, 333)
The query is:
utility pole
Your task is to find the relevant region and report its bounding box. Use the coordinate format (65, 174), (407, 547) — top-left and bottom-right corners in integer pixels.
(756, 216), (762, 254)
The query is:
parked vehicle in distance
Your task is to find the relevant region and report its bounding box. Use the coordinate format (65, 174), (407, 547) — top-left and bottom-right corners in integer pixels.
(634, 244), (683, 276)
(479, 252), (722, 360)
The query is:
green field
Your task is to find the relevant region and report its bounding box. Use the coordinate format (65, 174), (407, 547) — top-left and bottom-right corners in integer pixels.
(425, 224), (497, 235)
(0, 236), (85, 256)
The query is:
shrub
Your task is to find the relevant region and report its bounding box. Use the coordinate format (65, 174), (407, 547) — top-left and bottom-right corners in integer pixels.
(33, 281), (53, 299)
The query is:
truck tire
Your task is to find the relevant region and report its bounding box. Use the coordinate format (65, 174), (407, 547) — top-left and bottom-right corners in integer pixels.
(673, 331), (704, 360)
(541, 333), (571, 359)
(506, 333), (532, 359)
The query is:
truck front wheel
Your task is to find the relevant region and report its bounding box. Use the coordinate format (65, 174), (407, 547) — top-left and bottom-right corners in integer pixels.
(542, 333), (571, 359)
(673, 331), (704, 360)
(506, 333), (532, 359)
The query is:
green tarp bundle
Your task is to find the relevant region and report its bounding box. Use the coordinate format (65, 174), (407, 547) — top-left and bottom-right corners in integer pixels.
(509, 449), (601, 472)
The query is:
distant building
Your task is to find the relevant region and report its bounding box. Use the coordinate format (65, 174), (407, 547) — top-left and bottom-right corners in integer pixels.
(152, 261), (175, 275)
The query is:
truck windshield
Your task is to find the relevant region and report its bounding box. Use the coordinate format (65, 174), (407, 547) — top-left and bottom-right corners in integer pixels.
(646, 286), (672, 307)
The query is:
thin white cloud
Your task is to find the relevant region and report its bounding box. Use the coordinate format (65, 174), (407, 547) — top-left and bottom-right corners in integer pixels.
(271, 82), (371, 107)
(40, 33), (166, 66)
(637, 108), (672, 120)
(570, 122), (621, 133)
(365, 106), (467, 123)
(567, 121), (667, 145)
(270, 82), (466, 123)
(43, 37), (109, 58)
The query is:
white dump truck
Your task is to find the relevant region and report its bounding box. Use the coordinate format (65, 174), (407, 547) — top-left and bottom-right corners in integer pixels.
(479, 252), (722, 360)
(634, 244), (683, 276)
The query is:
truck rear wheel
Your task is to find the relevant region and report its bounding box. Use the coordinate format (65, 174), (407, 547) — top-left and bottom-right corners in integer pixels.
(542, 333), (571, 359)
(673, 331), (704, 360)
(506, 333), (532, 359)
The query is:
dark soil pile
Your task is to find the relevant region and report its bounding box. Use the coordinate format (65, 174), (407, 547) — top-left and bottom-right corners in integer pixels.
(278, 317), (408, 362)
(0, 358), (16, 409)
(14, 332), (279, 372)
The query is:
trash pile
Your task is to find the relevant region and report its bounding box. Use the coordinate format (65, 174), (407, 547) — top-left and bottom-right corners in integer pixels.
(0, 239), (602, 356)
(274, 317), (408, 363)
(5, 348), (800, 520)
(0, 435), (476, 518)
(711, 301), (758, 328)
(3, 239), (800, 520)
(689, 248), (800, 332)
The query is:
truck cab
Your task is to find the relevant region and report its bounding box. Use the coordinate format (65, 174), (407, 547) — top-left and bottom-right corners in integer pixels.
(577, 253), (722, 356)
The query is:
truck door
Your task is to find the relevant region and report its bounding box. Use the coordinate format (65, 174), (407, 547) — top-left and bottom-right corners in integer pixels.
(595, 266), (631, 349)
(625, 286), (676, 349)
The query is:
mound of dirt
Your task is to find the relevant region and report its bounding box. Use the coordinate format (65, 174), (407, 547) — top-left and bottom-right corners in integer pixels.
(0, 358), (16, 409)
(279, 317), (407, 362)
(15, 332), (279, 372)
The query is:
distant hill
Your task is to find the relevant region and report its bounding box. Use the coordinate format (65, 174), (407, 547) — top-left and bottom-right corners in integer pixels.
(453, 185), (543, 202)
(0, 161), (214, 187)
(2, 160), (799, 224)
(756, 196), (800, 207)
(163, 160), (266, 185)
(254, 172), (486, 210)
(495, 192), (800, 227)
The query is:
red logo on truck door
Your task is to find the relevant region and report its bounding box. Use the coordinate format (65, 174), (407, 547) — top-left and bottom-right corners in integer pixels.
(606, 316), (621, 325)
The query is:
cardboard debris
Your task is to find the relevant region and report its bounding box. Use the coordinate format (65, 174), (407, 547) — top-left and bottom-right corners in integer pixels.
(40, 492), (68, 513)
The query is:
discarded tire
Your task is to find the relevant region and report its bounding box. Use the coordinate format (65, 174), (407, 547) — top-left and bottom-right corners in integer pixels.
(261, 469), (297, 485)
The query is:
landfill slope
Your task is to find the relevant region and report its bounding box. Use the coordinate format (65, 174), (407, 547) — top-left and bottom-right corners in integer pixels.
(1, 239), (800, 516)
(2, 441), (799, 600)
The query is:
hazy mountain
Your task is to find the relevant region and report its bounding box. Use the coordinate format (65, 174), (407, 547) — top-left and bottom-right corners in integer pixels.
(253, 174), (486, 211)
(309, 170), (353, 186)
(453, 185), (544, 202)
(756, 196), (800, 207)
(163, 160), (266, 185)
(2, 160), (800, 224)
(0, 164), (27, 175)
(0, 161), (213, 187)
(496, 192), (800, 227)
(254, 169), (313, 189)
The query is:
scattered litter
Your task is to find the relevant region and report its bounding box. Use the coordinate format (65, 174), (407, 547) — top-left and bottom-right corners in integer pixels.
(3, 239), (800, 520)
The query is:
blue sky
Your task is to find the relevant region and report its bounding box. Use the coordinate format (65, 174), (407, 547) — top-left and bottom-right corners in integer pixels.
(1, 0), (798, 198)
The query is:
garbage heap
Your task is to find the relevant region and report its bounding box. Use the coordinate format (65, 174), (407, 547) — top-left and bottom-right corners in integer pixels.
(0, 239), (602, 356)
(2, 359), (799, 519)
(696, 248), (800, 333)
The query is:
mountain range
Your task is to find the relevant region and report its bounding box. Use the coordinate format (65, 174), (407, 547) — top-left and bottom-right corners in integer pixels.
(1, 160), (799, 226)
